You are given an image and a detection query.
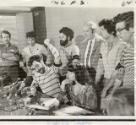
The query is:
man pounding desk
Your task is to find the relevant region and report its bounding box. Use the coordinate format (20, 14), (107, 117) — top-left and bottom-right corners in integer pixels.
(0, 30), (20, 84)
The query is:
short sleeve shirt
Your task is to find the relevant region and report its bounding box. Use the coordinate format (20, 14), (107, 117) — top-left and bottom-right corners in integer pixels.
(59, 43), (80, 76)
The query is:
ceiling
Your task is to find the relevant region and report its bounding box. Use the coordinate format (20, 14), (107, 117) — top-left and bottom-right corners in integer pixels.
(0, 0), (47, 6)
(0, 0), (45, 14)
(0, 7), (32, 14)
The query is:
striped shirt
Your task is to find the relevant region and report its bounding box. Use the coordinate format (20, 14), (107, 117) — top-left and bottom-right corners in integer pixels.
(32, 66), (61, 98)
(84, 39), (95, 67)
(120, 46), (134, 87)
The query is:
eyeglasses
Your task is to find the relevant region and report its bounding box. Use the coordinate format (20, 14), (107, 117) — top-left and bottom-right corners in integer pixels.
(116, 27), (126, 33)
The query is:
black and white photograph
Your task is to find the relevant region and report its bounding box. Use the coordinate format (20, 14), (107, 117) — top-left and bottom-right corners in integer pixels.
(0, 0), (135, 121)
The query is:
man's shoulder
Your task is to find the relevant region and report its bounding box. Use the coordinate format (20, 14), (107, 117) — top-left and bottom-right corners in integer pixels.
(33, 72), (42, 79)
(95, 34), (104, 42)
(23, 46), (29, 52)
(69, 43), (79, 50)
(36, 43), (49, 52)
(35, 43), (44, 48)
(59, 43), (78, 50)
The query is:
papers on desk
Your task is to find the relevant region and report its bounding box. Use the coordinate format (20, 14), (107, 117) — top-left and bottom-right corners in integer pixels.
(26, 104), (50, 110)
(25, 98), (60, 111)
(40, 98), (60, 108)
(54, 106), (94, 116)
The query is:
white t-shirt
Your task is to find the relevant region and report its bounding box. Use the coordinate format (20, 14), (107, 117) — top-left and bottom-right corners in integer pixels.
(100, 41), (126, 79)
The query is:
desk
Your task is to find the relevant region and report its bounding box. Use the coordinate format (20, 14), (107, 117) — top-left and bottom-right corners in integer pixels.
(25, 104), (55, 115)
(25, 104), (95, 116)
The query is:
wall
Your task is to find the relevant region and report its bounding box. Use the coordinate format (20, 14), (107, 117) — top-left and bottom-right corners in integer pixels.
(16, 12), (33, 50)
(0, 12), (33, 51)
(0, 15), (17, 45)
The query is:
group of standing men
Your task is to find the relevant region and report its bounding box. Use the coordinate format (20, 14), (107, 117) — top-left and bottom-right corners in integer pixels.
(0, 10), (134, 115)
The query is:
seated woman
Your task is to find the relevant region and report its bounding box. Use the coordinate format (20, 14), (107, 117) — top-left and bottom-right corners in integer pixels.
(61, 65), (97, 111)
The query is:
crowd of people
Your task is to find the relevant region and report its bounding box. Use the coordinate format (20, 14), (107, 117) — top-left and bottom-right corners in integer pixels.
(0, 11), (134, 116)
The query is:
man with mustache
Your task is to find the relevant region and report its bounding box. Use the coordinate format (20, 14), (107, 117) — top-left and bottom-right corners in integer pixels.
(0, 30), (20, 82)
(59, 27), (80, 83)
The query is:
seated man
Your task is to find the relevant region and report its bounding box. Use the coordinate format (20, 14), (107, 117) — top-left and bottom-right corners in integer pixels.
(61, 65), (97, 111)
(2, 39), (60, 100)
(28, 39), (62, 99)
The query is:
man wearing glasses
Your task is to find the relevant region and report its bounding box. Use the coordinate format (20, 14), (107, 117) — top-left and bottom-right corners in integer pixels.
(103, 11), (134, 116)
(114, 11), (134, 88)
(101, 11), (134, 94)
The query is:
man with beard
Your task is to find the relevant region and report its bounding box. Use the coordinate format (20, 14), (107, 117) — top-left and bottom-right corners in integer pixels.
(59, 27), (80, 83)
